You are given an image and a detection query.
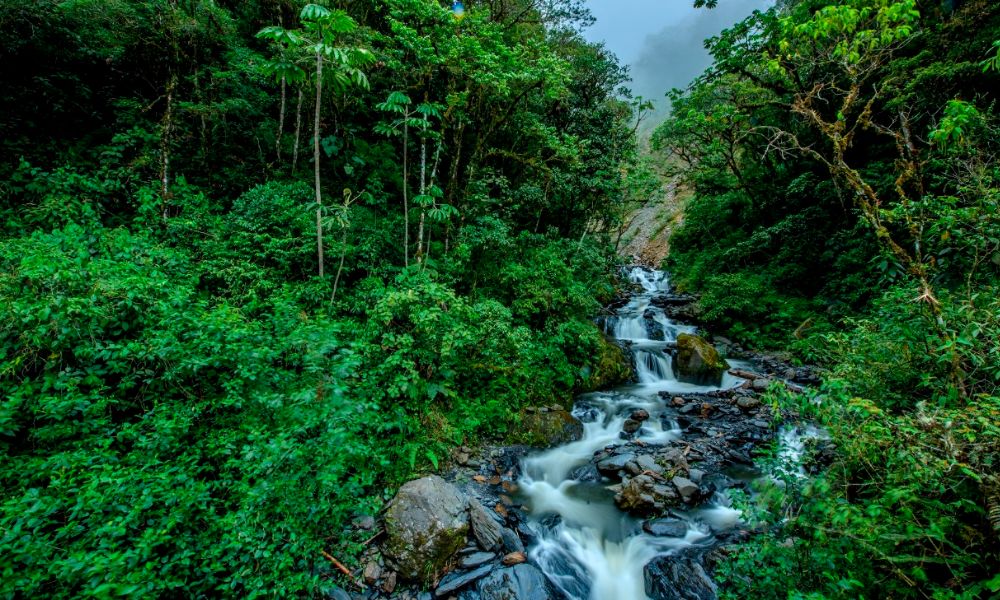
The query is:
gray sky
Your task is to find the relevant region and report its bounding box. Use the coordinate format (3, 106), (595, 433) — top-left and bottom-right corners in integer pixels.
(583, 0), (772, 123)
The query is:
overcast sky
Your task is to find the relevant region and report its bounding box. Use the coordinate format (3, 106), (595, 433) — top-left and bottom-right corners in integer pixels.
(583, 0), (772, 122)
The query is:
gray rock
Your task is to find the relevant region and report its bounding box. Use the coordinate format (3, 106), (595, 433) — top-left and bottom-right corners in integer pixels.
(500, 528), (525, 554)
(475, 564), (556, 600)
(469, 499), (504, 551)
(752, 378), (771, 392)
(737, 396), (761, 410)
(688, 469), (705, 484)
(435, 563), (494, 597)
(643, 518), (690, 538)
(673, 476), (699, 500)
(635, 454), (663, 474)
(461, 552), (497, 569)
(597, 452), (635, 475)
(645, 555), (718, 600)
(383, 476), (470, 581)
(623, 418), (642, 434)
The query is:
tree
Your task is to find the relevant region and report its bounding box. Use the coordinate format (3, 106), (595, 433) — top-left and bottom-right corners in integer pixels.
(258, 4), (371, 278)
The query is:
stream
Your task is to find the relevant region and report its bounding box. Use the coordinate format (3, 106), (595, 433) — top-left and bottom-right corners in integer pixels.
(517, 267), (751, 600)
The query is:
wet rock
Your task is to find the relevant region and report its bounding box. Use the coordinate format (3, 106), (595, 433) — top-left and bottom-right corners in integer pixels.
(688, 469), (705, 484)
(469, 499), (504, 551)
(643, 518), (690, 538)
(751, 378), (771, 392)
(517, 409), (584, 448)
(673, 333), (730, 386)
(435, 563), (493, 597)
(500, 528), (525, 554)
(501, 551), (527, 566)
(383, 476), (469, 581)
(635, 454), (663, 474)
(673, 476), (699, 501)
(623, 418), (643, 434)
(472, 564), (557, 600)
(616, 474), (679, 514)
(461, 552), (496, 569)
(597, 452), (635, 476)
(645, 555), (718, 600)
(569, 462), (602, 483)
(631, 408), (651, 422)
(737, 396), (761, 411)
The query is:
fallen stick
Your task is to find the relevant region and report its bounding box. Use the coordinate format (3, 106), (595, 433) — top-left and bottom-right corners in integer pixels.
(321, 551), (366, 590)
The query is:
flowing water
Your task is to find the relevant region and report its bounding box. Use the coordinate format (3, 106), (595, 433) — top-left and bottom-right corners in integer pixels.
(517, 267), (748, 600)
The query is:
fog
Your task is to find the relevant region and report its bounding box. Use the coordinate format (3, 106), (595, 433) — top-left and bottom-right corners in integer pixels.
(584, 0), (773, 127)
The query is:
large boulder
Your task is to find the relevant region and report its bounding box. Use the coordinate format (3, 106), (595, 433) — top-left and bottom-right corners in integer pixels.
(581, 337), (634, 391)
(383, 476), (470, 582)
(645, 555), (718, 600)
(672, 333), (730, 386)
(515, 408), (584, 448)
(461, 564), (557, 600)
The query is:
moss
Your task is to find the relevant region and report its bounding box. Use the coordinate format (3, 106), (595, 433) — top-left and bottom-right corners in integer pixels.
(509, 409), (584, 448)
(581, 337), (633, 392)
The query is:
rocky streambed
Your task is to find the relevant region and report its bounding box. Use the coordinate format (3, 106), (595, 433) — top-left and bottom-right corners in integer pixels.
(335, 267), (825, 600)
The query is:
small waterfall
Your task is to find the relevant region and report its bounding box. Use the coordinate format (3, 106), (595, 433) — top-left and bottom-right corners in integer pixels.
(519, 267), (745, 600)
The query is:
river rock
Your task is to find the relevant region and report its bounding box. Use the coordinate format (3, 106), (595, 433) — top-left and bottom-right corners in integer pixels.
(737, 396), (761, 410)
(436, 563), (494, 597)
(461, 552), (497, 569)
(383, 476), (470, 581)
(502, 551), (527, 566)
(645, 555), (718, 600)
(469, 499), (504, 551)
(643, 518), (690, 538)
(328, 586), (352, 600)
(470, 564), (556, 600)
(500, 527), (525, 553)
(597, 452), (635, 476)
(631, 408), (651, 422)
(623, 418), (642, 434)
(672, 333), (730, 386)
(635, 453), (663, 474)
(616, 474), (680, 514)
(673, 476), (699, 501)
(518, 408), (584, 448)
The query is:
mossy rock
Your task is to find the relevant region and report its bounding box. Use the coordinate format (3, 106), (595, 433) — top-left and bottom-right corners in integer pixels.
(672, 333), (730, 386)
(382, 476), (469, 582)
(511, 408), (584, 448)
(580, 337), (634, 392)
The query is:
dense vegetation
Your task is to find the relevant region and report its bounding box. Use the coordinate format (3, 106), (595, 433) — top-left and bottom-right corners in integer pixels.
(655, 0), (1000, 597)
(0, 1), (641, 596)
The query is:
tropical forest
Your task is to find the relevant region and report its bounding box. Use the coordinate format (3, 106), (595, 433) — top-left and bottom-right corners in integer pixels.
(0, 0), (997, 599)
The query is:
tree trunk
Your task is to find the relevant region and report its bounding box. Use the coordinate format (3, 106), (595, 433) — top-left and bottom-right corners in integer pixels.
(314, 52), (324, 278)
(293, 88), (303, 172)
(403, 117), (410, 267)
(417, 113), (428, 262)
(160, 71), (178, 221)
(277, 76), (286, 162)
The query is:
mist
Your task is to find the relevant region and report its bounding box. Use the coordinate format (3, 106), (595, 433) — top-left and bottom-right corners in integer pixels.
(584, 0), (773, 129)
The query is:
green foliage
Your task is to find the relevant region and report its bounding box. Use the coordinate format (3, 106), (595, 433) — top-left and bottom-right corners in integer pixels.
(0, 1), (640, 596)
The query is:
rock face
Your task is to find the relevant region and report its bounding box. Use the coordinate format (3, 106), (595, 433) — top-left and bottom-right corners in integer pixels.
(517, 408), (584, 448)
(464, 564), (556, 600)
(645, 555), (719, 600)
(383, 476), (470, 581)
(673, 333), (730, 386)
